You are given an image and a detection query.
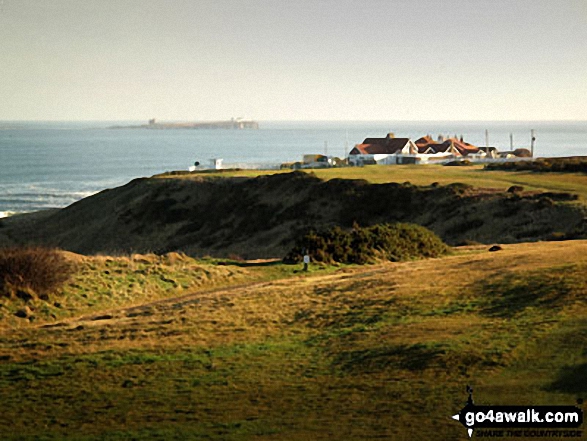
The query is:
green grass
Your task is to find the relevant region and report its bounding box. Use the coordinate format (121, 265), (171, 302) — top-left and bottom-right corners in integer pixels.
(0, 253), (345, 326)
(1, 242), (587, 439)
(157, 164), (587, 201)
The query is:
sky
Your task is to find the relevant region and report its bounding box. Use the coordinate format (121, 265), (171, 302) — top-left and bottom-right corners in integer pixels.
(0, 0), (586, 121)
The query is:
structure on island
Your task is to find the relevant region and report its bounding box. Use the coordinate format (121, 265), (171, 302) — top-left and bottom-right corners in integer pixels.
(111, 118), (259, 130)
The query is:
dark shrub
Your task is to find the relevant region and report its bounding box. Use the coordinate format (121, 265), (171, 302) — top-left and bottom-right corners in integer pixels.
(533, 192), (578, 202)
(0, 247), (73, 299)
(546, 232), (567, 241)
(507, 185), (524, 193)
(444, 160), (471, 166)
(284, 223), (450, 264)
(485, 157), (587, 173)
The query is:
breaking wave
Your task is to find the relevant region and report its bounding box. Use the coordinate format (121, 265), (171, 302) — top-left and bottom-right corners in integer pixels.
(0, 184), (100, 214)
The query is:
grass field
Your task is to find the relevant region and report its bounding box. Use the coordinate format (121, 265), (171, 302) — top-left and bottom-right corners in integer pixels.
(1, 241), (587, 440)
(158, 164), (587, 201)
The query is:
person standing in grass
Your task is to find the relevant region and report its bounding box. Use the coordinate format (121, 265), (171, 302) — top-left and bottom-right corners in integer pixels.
(303, 253), (310, 272)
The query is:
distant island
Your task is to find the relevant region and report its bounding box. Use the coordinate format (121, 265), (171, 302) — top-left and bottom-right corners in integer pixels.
(110, 118), (259, 130)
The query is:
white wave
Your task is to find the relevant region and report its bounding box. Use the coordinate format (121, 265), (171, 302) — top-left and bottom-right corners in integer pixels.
(0, 187), (100, 214)
(216, 162), (281, 170)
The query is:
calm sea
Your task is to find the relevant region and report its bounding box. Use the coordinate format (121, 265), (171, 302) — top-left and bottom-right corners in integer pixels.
(1, 120), (586, 216)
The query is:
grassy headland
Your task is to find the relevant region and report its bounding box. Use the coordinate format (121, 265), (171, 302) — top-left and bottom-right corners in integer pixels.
(1, 165), (587, 439)
(1, 169), (586, 258)
(156, 164), (587, 200)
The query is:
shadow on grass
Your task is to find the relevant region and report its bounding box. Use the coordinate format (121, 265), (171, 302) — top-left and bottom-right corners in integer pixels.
(475, 265), (582, 318)
(333, 343), (446, 373)
(217, 259), (283, 268)
(546, 363), (587, 394)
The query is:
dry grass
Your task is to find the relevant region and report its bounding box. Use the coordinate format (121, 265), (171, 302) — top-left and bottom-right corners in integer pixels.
(0, 247), (73, 299)
(0, 252), (243, 328)
(1, 240), (587, 439)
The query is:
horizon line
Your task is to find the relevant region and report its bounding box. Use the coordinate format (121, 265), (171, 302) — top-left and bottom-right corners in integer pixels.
(1, 118), (586, 123)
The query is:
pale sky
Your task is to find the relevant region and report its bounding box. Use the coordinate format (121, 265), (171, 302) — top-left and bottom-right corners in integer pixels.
(1, 0), (586, 121)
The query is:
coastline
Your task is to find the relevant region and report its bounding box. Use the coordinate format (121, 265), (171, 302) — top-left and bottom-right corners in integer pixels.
(1, 120), (586, 215)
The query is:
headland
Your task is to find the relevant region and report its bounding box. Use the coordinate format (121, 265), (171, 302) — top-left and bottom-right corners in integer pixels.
(2, 165), (587, 439)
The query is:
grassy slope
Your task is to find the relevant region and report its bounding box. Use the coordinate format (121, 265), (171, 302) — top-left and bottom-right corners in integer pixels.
(159, 164), (587, 200)
(0, 253), (332, 328)
(3, 166), (585, 260)
(1, 241), (587, 440)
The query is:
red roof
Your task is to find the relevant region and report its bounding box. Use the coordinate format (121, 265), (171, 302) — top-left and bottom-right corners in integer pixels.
(350, 138), (411, 155)
(350, 135), (479, 157)
(416, 138), (480, 156)
(450, 139), (479, 156)
(415, 136), (435, 147)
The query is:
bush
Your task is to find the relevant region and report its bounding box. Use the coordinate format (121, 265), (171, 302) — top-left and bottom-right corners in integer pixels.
(0, 247), (73, 299)
(445, 182), (473, 196)
(444, 160), (472, 166)
(284, 223), (450, 264)
(485, 157), (587, 173)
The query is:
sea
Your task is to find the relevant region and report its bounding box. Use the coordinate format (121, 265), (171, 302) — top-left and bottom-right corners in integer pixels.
(1, 120), (586, 217)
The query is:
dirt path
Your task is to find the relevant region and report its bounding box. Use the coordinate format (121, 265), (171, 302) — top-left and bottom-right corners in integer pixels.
(38, 263), (396, 331)
(33, 240), (587, 333)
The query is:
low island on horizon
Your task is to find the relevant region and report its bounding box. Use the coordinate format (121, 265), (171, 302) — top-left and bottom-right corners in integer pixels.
(110, 118), (259, 130)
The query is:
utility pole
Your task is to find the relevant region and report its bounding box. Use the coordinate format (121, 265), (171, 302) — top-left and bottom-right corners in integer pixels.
(510, 133), (514, 150)
(485, 129), (489, 148)
(530, 129), (536, 157)
(344, 130), (349, 162)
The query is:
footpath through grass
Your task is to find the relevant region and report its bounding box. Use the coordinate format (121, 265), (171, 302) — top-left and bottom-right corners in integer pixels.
(1, 241), (587, 439)
(0, 252), (339, 328)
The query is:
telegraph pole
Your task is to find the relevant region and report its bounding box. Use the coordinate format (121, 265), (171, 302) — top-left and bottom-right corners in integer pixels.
(344, 130), (349, 161)
(530, 129), (536, 157)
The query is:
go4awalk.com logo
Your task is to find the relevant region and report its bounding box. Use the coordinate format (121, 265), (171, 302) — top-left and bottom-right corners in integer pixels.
(452, 386), (584, 438)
